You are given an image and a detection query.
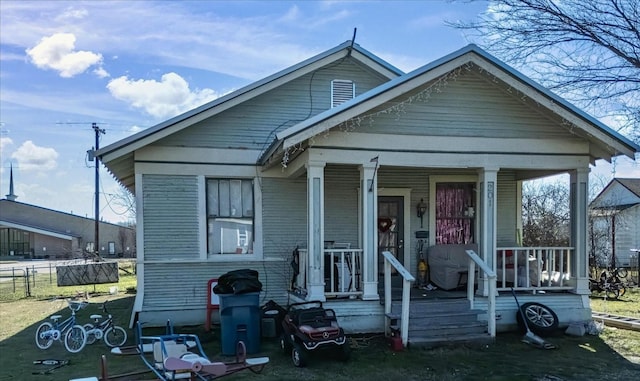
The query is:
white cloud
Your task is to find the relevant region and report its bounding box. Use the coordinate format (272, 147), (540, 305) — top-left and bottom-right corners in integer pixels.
(93, 66), (110, 78)
(56, 6), (89, 21)
(1, 137), (13, 151)
(128, 125), (144, 134)
(26, 33), (103, 78)
(107, 73), (220, 119)
(11, 141), (58, 171)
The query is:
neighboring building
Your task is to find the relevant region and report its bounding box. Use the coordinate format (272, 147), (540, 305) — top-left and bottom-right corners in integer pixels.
(590, 178), (640, 268)
(0, 170), (135, 259)
(97, 41), (639, 339)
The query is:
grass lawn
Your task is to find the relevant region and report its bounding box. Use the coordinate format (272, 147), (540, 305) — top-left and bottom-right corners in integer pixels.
(0, 282), (639, 380)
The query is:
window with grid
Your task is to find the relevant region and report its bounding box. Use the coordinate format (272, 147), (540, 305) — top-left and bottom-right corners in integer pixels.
(206, 179), (254, 255)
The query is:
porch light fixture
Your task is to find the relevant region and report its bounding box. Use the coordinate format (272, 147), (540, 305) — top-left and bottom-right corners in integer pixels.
(417, 198), (427, 228)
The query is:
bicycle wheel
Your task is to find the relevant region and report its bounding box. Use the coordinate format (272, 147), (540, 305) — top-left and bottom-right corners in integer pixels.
(605, 286), (620, 299)
(617, 268), (628, 279)
(64, 325), (87, 353)
(35, 322), (54, 350)
(104, 326), (127, 347)
(83, 323), (97, 345)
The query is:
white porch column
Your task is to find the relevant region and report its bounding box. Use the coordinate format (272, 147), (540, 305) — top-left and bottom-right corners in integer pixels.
(306, 161), (326, 302)
(570, 168), (590, 294)
(360, 162), (379, 300)
(478, 168), (498, 296)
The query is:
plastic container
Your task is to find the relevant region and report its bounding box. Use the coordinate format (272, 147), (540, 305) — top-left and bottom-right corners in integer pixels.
(218, 292), (260, 355)
(261, 309), (279, 338)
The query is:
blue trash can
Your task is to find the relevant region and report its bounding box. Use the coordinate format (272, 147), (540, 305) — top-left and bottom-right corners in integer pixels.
(218, 292), (260, 355)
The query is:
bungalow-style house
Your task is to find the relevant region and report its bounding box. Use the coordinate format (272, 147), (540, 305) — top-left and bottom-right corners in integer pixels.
(97, 40), (639, 346)
(590, 178), (640, 269)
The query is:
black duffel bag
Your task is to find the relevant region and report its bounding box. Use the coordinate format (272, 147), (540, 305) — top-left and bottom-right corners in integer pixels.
(213, 268), (262, 295)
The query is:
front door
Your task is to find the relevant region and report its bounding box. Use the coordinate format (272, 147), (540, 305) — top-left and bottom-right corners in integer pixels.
(378, 196), (404, 274)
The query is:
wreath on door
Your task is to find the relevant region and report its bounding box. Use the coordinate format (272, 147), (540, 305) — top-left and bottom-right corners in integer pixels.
(378, 217), (393, 233)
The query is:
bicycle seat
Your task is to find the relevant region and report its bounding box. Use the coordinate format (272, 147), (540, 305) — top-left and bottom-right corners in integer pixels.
(50, 315), (62, 320)
(90, 314), (103, 320)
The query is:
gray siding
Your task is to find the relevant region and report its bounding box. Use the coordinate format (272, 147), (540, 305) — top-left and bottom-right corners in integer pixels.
(142, 175), (200, 261)
(142, 260), (289, 311)
(325, 165), (360, 245)
(156, 59), (389, 150)
(261, 177), (307, 256)
(614, 205), (640, 266)
(497, 172), (518, 246)
(362, 69), (570, 139)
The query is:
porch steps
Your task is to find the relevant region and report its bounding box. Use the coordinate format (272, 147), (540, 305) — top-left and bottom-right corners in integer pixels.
(389, 298), (493, 349)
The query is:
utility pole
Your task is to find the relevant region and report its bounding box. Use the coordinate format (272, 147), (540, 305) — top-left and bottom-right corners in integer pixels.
(93, 123), (106, 260)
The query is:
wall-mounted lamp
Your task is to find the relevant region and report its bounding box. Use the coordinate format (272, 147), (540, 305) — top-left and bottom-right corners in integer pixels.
(416, 198), (427, 228)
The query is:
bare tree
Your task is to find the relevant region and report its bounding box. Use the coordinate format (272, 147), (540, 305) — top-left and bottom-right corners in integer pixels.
(522, 180), (570, 247)
(450, 0), (640, 143)
(106, 186), (136, 224)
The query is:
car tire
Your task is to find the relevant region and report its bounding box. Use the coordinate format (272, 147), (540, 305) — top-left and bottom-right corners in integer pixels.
(291, 342), (308, 368)
(516, 302), (559, 337)
(337, 340), (351, 362)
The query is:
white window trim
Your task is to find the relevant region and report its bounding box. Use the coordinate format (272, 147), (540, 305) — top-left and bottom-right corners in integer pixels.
(199, 176), (263, 261)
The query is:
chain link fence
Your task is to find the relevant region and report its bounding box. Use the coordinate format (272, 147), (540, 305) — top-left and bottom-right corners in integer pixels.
(0, 259), (136, 301)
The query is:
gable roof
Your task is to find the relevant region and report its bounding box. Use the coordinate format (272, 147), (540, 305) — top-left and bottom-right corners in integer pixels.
(590, 178), (640, 210)
(617, 178), (640, 197)
(262, 44), (639, 166)
(96, 41), (403, 190)
(98, 42), (639, 191)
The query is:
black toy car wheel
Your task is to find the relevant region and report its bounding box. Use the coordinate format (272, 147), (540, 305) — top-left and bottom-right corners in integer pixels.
(279, 333), (292, 354)
(516, 302), (559, 336)
(337, 341), (351, 362)
(291, 342), (308, 368)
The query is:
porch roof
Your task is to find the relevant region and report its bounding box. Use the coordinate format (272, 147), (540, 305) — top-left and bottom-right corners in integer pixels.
(261, 44), (639, 167)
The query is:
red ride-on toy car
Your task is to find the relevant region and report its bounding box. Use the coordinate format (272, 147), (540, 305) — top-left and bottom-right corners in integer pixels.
(279, 301), (350, 367)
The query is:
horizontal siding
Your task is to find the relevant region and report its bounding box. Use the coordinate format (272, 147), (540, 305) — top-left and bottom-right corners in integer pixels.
(142, 175), (200, 260)
(497, 172), (518, 246)
(363, 68), (571, 140)
(156, 58), (389, 150)
(142, 260), (290, 311)
(474, 293), (590, 329)
(325, 165), (360, 245)
(261, 177), (307, 259)
(614, 206), (640, 266)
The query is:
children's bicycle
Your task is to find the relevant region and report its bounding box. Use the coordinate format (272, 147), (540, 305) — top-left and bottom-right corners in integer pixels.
(35, 300), (88, 353)
(83, 300), (127, 347)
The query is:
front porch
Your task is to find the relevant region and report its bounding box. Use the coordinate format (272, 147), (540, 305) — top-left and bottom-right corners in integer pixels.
(290, 246), (589, 347)
(293, 246), (578, 299)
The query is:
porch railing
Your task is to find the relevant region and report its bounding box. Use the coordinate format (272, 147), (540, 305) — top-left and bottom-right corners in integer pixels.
(294, 248), (364, 299)
(382, 250), (415, 347)
(464, 250), (496, 338)
(496, 247), (574, 291)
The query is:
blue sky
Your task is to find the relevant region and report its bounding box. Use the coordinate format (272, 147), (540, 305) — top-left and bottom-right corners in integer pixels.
(1, 0), (638, 223)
